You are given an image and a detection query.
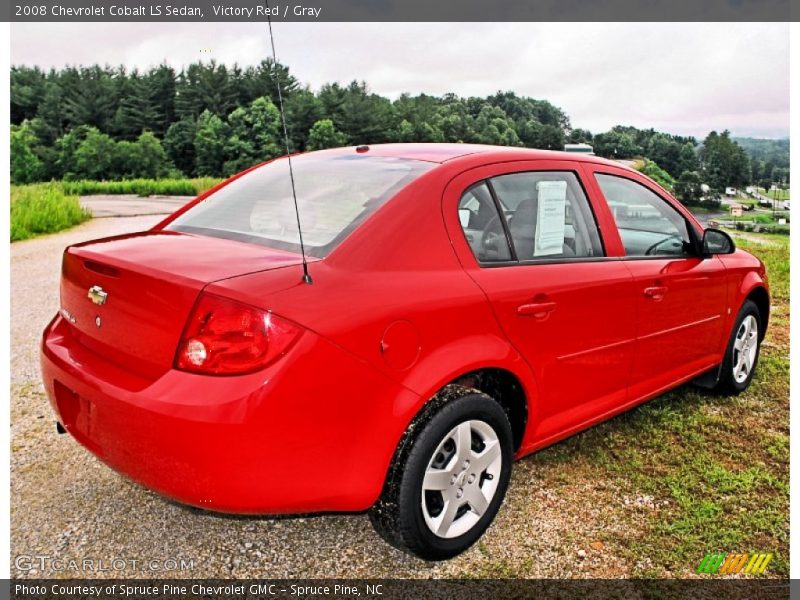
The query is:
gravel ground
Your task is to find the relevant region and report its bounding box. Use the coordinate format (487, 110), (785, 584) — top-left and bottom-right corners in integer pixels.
(79, 195), (190, 218)
(8, 214), (667, 579)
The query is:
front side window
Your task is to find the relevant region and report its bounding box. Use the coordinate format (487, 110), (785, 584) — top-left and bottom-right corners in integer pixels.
(167, 154), (434, 257)
(595, 173), (693, 257)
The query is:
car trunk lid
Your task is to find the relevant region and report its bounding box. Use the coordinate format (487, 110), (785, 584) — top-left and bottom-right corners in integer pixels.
(60, 230), (305, 379)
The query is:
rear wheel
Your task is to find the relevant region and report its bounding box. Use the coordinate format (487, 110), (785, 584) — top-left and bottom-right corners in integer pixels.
(713, 299), (762, 394)
(369, 388), (513, 560)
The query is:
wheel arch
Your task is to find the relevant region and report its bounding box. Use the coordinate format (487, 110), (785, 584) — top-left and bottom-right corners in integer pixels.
(446, 368), (528, 452)
(743, 284), (770, 340)
(402, 356), (535, 455)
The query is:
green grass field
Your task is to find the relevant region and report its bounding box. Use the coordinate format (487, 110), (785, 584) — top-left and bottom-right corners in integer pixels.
(10, 178), (222, 241)
(10, 184), (92, 241)
(61, 177), (222, 197)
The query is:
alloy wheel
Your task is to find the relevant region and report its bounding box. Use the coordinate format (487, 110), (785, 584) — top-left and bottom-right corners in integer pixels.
(420, 419), (503, 539)
(732, 314), (759, 384)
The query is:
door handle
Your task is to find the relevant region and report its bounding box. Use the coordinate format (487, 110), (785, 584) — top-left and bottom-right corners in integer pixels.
(517, 301), (557, 318)
(643, 286), (668, 300)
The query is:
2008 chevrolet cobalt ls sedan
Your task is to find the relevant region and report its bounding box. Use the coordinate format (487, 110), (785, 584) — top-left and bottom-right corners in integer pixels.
(41, 144), (768, 559)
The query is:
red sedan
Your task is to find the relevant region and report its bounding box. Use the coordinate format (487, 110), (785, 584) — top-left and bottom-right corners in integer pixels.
(41, 144), (769, 559)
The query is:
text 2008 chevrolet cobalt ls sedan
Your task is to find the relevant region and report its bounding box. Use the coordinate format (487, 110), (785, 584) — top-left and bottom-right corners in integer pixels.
(42, 144), (768, 559)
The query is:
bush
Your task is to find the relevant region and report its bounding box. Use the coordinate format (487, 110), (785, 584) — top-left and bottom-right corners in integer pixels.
(11, 184), (91, 241)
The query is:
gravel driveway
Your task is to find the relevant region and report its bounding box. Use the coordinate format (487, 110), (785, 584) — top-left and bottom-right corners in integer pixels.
(11, 211), (636, 579)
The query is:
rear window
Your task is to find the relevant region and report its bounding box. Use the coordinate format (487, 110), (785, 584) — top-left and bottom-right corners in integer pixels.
(166, 154), (434, 257)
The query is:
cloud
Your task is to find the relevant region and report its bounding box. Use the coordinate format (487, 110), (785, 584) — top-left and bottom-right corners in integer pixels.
(10, 22), (789, 138)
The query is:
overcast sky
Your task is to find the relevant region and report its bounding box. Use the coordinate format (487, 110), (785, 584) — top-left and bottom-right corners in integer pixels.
(10, 22), (790, 139)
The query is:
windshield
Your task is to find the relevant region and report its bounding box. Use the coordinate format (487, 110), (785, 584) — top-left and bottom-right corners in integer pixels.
(166, 154), (434, 257)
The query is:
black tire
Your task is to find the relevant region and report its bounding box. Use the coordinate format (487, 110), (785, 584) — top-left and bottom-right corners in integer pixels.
(369, 386), (513, 560)
(712, 299), (762, 395)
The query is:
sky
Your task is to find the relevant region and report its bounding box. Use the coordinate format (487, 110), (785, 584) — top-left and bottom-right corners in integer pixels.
(10, 22), (790, 139)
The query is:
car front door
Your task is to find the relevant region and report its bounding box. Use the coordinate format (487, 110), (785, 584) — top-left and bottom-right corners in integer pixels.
(444, 161), (638, 448)
(586, 165), (729, 399)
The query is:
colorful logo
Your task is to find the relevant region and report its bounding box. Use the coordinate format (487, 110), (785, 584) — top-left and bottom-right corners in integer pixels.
(696, 552), (773, 575)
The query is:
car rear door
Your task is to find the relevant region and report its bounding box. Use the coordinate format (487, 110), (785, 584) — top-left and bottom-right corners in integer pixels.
(583, 164), (728, 399)
(443, 160), (638, 447)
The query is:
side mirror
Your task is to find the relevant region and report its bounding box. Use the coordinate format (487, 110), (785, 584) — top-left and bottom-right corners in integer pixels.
(702, 228), (735, 256)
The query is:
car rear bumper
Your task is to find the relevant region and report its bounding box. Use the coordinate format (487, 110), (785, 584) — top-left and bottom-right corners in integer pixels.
(41, 314), (419, 514)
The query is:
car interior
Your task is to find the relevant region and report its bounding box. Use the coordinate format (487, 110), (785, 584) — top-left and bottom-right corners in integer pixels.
(459, 173), (602, 263)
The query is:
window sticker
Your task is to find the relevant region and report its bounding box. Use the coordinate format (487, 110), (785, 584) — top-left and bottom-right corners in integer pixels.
(534, 180), (567, 256)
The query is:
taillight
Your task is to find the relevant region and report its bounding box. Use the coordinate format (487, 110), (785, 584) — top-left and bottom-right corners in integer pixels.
(175, 293), (302, 375)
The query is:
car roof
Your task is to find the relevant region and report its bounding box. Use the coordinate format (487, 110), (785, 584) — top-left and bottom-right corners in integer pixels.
(318, 143), (630, 169)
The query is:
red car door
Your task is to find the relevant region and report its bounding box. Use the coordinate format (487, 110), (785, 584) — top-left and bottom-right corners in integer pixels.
(444, 161), (638, 448)
(585, 165), (729, 400)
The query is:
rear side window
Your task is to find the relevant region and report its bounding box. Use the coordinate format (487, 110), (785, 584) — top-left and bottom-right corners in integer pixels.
(167, 154), (434, 257)
(457, 171), (603, 264)
(595, 174), (692, 257)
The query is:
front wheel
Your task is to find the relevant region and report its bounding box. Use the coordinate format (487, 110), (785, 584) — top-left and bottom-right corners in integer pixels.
(369, 388), (513, 560)
(712, 299), (762, 394)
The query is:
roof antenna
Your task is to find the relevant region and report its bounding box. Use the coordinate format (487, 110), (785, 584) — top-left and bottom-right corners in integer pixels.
(265, 1), (312, 284)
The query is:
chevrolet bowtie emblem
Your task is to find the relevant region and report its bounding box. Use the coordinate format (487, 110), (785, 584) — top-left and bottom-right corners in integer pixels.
(88, 285), (108, 306)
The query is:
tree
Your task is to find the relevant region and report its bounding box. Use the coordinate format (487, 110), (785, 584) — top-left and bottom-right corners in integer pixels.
(321, 81), (394, 144)
(568, 128), (593, 144)
(72, 128), (118, 180)
(164, 117), (197, 176)
(34, 82), (65, 144)
(238, 59), (299, 108)
(146, 63), (177, 137)
(194, 110), (228, 177)
(390, 94), (444, 142)
(519, 120), (564, 150)
(699, 130), (751, 192)
(223, 97), (282, 175)
(306, 119), (348, 150)
(471, 105), (520, 146)
(113, 70), (160, 140)
(115, 131), (172, 179)
(10, 66), (46, 124)
(645, 133), (683, 177)
(676, 142), (699, 175)
(10, 122), (43, 183)
(286, 87), (324, 150)
(639, 159), (675, 191)
(392, 119), (416, 142)
(60, 65), (118, 132)
(175, 61), (236, 120)
(593, 129), (642, 158)
(674, 171), (704, 206)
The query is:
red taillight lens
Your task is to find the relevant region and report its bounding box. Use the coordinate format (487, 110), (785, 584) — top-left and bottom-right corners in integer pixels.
(175, 293), (302, 375)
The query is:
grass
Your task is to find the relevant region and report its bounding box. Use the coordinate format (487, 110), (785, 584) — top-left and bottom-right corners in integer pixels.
(524, 234), (789, 577)
(10, 178), (222, 241)
(61, 177), (221, 197)
(10, 184), (92, 241)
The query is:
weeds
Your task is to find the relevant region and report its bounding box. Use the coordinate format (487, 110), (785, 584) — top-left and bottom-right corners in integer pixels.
(10, 184), (91, 241)
(60, 177), (221, 197)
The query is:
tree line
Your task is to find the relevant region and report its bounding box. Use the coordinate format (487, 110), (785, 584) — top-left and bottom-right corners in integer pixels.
(10, 60), (789, 204)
